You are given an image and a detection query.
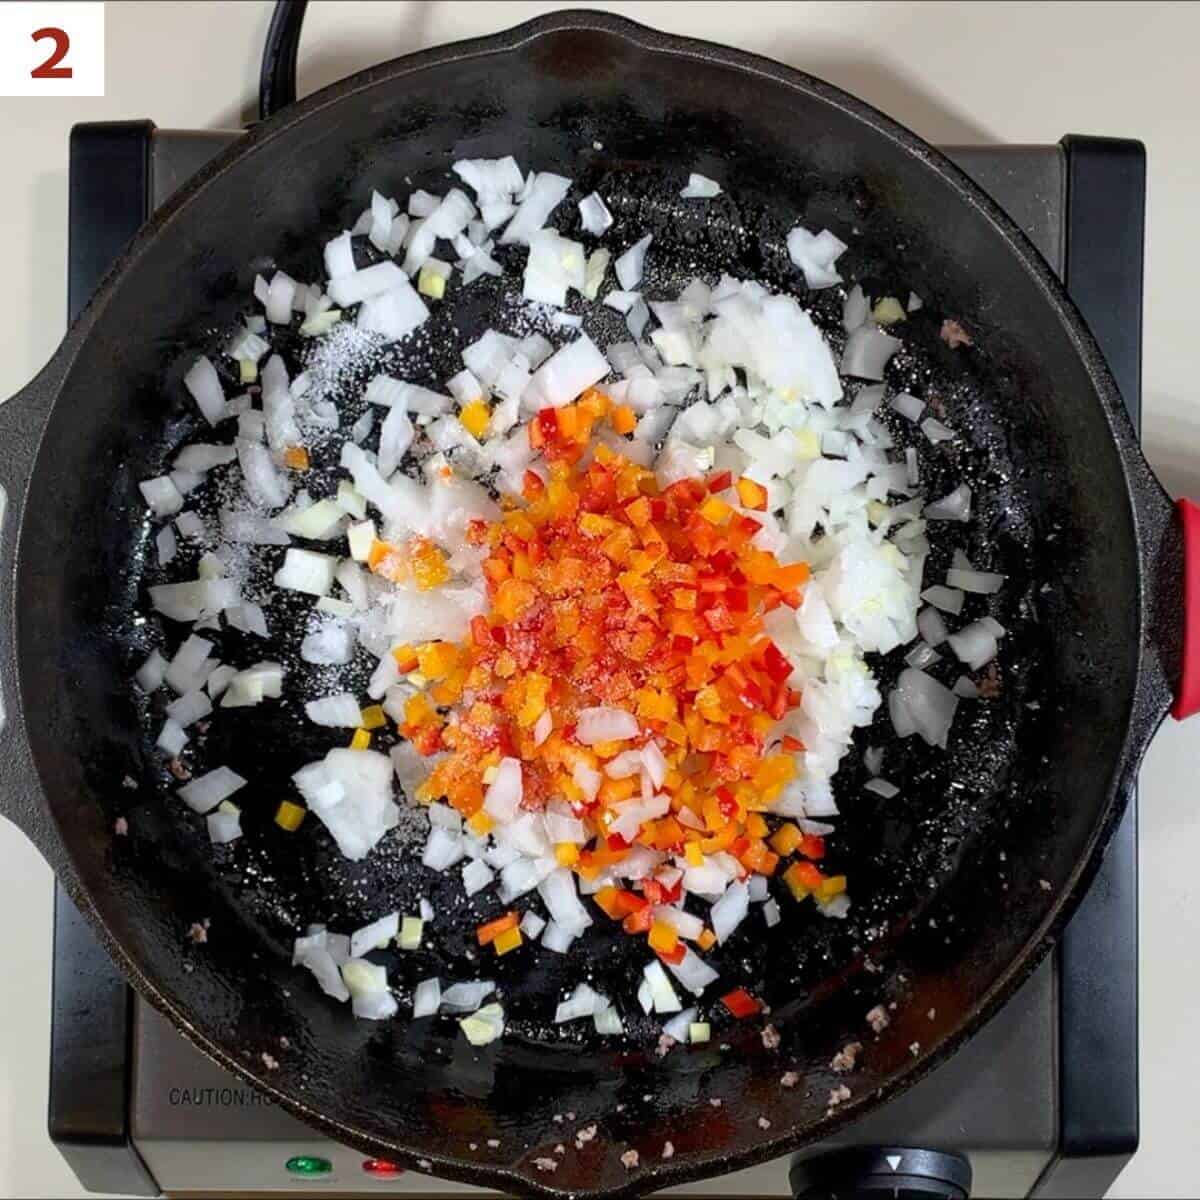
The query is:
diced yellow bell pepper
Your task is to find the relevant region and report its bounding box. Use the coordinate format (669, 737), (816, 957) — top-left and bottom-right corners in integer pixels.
(459, 399), (491, 438)
(274, 800), (306, 832)
(493, 926), (523, 955)
(359, 704), (386, 730)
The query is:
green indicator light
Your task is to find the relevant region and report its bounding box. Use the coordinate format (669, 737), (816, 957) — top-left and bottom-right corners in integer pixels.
(286, 1155), (333, 1177)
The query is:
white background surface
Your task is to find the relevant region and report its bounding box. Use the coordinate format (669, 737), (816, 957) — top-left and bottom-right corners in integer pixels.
(0, 2), (1196, 1197)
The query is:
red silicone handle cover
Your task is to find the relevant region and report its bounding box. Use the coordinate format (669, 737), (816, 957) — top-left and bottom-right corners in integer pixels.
(1173, 498), (1200, 719)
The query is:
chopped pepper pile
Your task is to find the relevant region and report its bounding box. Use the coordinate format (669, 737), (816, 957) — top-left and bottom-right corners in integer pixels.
(373, 391), (845, 959)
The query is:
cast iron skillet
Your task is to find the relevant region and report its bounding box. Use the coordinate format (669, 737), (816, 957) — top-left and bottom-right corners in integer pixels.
(0, 9), (1189, 1198)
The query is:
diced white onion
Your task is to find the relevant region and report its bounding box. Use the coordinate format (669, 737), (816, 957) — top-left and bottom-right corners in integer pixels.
(946, 567), (1005, 594)
(178, 765), (246, 814)
(891, 668), (959, 749)
(304, 693), (362, 727)
(578, 192), (613, 235)
(413, 977), (441, 1018)
(615, 234), (652, 290)
(947, 619), (1001, 670)
(921, 585), (965, 614)
(864, 777), (899, 799)
(680, 173), (721, 199)
(576, 706), (638, 744)
(841, 325), (902, 380)
(349, 913), (399, 959)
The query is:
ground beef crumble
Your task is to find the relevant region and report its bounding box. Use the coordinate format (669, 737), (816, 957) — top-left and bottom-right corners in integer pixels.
(831, 1041), (862, 1073)
(865, 1005), (890, 1034)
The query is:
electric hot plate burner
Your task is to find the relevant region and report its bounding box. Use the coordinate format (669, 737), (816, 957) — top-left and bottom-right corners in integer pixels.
(49, 125), (1143, 1199)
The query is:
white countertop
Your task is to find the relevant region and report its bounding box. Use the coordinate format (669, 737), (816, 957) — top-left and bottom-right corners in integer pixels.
(0, 3), (1196, 1197)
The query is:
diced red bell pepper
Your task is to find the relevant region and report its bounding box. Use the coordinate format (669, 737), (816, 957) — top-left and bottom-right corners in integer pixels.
(761, 640), (793, 683)
(798, 834), (826, 861)
(707, 470), (733, 494)
(720, 988), (762, 1019)
(656, 941), (687, 966)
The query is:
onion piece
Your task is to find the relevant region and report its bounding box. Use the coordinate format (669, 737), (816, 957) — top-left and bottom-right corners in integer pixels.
(441, 980), (495, 1014)
(842, 284), (870, 332)
(483, 757), (523, 822)
(541, 920), (576, 954)
(135, 649), (167, 692)
(947, 619), (1000, 670)
(583, 248), (610, 300)
(576, 706), (638, 744)
(422, 826), (466, 872)
(664, 947), (719, 996)
(523, 334), (609, 410)
(663, 1006), (698, 1043)
(924, 483), (972, 522)
(921, 416), (956, 443)
(460, 1003), (505, 1045)
(156, 718), (188, 756)
(710, 880), (750, 943)
(538, 868), (592, 934)
(165, 689), (212, 728)
(304, 693), (362, 727)
(615, 234), (652, 290)
(155, 526), (177, 566)
(892, 668), (959, 749)
(841, 325), (902, 380)
(643, 960), (682, 1014)
(350, 913), (399, 959)
(555, 982), (602, 1023)
(206, 807), (242, 845)
(787, 226), (847, 289)
(917, 606), (949, 647)
(594, 1005), (625, 1036)
(578, 192), (613, 235)
(178, 765), (247, 814)
(864, 778), (899, 799)
(273, 548), (338, 596)
(921, 585), (965, 615)
(904, 641), (941, 670)
(412, 977), (441, 1018)
(500, 172), (571, 245)
(183, 357), (228, 425)
(891, 392), (924, 422)
(680, 173), (721, 199)
(462, 858), (495, 897)
(140, 476), (184, 518)
(946, 567), (1005, 595)
(603, 290), (641, 314)
(953, 675), (981, 699)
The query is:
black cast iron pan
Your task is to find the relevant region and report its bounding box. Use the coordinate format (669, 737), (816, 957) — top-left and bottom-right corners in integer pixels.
(0, 9), (1192, 1197)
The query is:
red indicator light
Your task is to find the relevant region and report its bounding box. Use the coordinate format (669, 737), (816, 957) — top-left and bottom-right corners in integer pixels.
(362, 1158), (405, 1178)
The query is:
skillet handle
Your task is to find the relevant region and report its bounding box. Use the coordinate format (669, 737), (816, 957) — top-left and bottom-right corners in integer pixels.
(259, 0), (310, 120)
(0, 351), (72, 861)
(1172, 498), (1200, 718)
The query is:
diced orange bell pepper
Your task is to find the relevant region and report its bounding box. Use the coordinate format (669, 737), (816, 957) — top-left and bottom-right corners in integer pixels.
(476, 912), (519, 946)
(736, 476), (768, 510)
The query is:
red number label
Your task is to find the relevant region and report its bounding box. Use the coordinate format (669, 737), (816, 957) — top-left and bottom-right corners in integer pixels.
(31, 26), (72, 79)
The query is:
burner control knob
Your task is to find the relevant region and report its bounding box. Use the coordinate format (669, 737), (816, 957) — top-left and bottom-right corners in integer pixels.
(789, 1147), (972, 1199)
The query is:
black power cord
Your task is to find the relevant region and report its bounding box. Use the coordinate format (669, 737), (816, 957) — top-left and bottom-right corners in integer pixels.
(258, 0), (309, 121)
